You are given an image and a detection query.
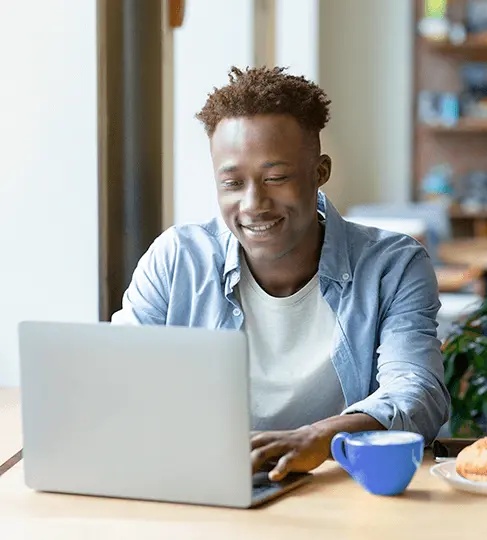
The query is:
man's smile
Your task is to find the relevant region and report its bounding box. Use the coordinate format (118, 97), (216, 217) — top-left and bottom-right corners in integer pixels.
(239, 218), (284, 239)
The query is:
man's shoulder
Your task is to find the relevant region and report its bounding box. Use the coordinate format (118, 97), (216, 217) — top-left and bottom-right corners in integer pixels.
(322, 197), (430, 283)
(344, 220), (430, 271)
(342, 220), (437, 313)
(345, 218), (426, 248)
(150, 216), (233, 265)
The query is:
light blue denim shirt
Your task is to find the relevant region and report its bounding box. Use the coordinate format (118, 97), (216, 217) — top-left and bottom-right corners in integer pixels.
(112, 192), (450, 444)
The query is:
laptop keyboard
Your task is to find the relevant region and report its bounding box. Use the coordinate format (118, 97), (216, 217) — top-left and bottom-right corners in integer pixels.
(252, 472), (281, 499)
(252, 482), (276, 496)
(251, 471), (309, 501)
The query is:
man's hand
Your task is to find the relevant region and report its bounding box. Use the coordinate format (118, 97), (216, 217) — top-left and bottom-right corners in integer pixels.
(251, 425), (332, 482)
(251, 413), (386, 482)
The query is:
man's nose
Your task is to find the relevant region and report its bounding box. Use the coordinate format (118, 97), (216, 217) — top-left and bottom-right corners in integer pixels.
(240, 182), (271, 214)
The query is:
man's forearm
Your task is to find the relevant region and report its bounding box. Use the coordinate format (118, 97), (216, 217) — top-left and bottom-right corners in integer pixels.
(312, 413), (386, 444)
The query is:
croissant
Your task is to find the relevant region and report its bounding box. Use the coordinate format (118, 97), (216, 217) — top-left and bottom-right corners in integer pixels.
(456, 437), (487, 483)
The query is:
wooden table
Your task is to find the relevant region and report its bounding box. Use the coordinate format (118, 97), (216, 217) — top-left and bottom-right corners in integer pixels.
(1, 389), (485, 538)
(439, 238), (487, 296)
(0, 388), (22, 476)
(439, 238), (487, 269)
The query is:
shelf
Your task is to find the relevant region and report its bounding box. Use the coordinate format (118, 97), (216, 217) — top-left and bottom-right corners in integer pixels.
(420, 121), (487, 134)
(449, 207), (487, 219)
(423, 37), (487, 60)
(414, 1), (487, 240)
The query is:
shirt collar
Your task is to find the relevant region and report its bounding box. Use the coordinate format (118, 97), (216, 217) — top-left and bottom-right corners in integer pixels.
(223, 191), (353, 285)
(317, 191), (353, 284)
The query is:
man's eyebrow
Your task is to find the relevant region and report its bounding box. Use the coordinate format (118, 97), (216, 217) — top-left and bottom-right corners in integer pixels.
(218, 161), (291, 174)
(218, 164), (238, 174)
(262, 161), (291, 168)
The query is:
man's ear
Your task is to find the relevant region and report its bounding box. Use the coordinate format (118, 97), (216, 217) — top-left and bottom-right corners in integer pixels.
(317, 155), (332, 188)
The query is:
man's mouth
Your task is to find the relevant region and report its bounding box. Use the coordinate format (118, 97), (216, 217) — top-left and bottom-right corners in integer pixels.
(240, 218), (283, 237)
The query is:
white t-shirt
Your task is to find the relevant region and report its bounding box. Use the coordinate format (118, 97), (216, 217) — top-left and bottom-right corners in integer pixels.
(237, 254), (346, 431)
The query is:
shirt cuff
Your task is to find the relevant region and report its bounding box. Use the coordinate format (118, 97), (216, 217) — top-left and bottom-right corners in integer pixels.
(340, 398), (398, 431)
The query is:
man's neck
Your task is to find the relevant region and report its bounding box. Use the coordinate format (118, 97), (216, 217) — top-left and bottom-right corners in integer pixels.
(243, 221), (324, 298)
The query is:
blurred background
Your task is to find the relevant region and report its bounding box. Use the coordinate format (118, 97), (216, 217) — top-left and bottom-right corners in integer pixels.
(1, 0), (487, 387)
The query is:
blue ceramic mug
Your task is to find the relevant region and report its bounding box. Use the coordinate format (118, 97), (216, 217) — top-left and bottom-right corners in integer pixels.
(331, 430), (424, 496)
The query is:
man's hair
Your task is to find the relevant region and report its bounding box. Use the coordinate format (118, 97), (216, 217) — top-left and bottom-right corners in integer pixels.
(195, 66), (331, 137)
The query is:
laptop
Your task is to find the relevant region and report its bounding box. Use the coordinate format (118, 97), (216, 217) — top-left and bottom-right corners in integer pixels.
(18, 321), (311, 508)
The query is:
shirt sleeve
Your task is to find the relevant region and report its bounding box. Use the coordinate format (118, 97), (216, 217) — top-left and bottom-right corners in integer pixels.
(111, 235), (171, 325)
(340, 251), (451, 445)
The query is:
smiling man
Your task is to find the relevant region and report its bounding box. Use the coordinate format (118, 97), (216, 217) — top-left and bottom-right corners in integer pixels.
(112, 66), (450, 481)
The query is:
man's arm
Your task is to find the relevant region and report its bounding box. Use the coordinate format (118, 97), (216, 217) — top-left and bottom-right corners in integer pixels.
(313, 412), (385, 439)
(339, 250), (451, 444)
(252, 250), (450, 480)
(111, 236), (170, 325)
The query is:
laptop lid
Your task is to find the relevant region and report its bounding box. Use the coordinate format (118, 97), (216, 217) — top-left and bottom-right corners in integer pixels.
(18, 321), (253, 508)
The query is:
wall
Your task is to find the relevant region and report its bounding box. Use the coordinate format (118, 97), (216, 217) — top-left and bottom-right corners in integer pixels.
(275, 0), (319, 82)
(173, 0), (255, 225)
(319, 0), (413, 212)
(0, 0), (99, 386)
(273, 0), (344, 209)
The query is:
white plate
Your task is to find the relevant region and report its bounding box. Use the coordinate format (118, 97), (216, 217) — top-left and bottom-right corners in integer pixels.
(430, 461), (487, 495)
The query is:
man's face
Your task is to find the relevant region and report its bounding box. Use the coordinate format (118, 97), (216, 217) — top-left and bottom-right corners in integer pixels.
(210, 114), (331, 263)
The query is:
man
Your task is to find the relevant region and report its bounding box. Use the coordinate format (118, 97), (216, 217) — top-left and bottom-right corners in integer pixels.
(112, 66), (450, 481)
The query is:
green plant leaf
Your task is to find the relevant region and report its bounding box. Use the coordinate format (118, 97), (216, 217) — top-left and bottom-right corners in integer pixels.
(450, 414), (465, 437)
(444, 351), (457, 386)
(442, 299), (487, 437)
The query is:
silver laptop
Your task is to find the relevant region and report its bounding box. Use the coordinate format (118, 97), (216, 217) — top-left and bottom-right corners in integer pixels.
(18, 321), (311, 508)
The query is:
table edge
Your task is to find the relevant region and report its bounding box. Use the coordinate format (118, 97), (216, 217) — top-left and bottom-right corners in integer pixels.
(0, 450), (23, 478)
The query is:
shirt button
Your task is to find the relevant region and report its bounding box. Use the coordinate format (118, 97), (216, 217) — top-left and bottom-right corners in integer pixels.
(233, 308), (242, 317)
(342, 273), (350, 281)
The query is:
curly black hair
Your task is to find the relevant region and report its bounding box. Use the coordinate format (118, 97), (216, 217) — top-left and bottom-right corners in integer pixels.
(195, 66), (331, 137)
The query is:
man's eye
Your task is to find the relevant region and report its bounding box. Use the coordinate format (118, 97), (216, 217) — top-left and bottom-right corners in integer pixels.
(222, 180), (242, 188)
(265, 176), (288, 183)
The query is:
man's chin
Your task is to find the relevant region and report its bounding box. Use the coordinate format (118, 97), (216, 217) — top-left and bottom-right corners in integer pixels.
(240, 242), (291, 263)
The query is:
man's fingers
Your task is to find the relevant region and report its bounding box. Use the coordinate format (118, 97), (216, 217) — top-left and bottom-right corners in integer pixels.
(255, 461), (278, 473)
(268, 451), (298, 482)
(250, 431), (285, 450)
(251, 441), (287, 474)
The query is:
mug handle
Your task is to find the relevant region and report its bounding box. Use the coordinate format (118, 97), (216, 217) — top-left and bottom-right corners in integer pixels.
(331, 432), (352, 474)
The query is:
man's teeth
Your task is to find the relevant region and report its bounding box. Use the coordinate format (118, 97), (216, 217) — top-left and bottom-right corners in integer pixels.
(245, 221), (279, 231)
